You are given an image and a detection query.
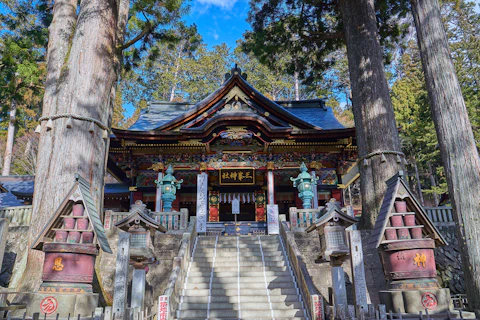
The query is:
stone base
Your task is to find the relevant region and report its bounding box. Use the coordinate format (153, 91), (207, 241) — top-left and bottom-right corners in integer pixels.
(26, 293), (98, 318)
(380, 288), (452, 314)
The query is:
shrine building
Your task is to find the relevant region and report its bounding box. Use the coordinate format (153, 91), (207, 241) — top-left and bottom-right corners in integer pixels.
(107, 66), (358, 233)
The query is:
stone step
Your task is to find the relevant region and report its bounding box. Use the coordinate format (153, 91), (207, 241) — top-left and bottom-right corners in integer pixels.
(176, 308), (305, 319)
(176, 318), (306, 320)
(182, 287), (299, 297)
(179, 294), (301, 304)
(178, 302), (304, 311)
(184, 281), (297, 290)
(186, 275), (294, 284)
(187, 268), (291, 276)
(194, 249), (283, 256)
(192, 255), (285, 263)
(196, 240), (280, 246)
(190, 261), (287, 268)
(195, 244), (283, 250)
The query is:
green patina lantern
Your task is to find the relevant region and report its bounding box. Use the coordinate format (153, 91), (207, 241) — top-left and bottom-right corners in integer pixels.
(155, 165), (183, 212)
(290, 162), (319, 209)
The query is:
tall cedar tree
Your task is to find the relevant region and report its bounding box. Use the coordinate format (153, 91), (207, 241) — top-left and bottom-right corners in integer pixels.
(244, 0), (407, 227)
(17, 0), (187, 292)
(410, 0), (480, 312)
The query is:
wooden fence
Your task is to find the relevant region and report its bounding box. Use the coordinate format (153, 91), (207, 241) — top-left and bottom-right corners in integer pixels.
(289, 207), (323, 229)
(0, 206), (32, 226)
(104, 209), (188, 231)
(424, 207), (455, 226)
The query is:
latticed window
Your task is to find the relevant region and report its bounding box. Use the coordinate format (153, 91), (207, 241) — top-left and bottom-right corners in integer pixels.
(131, 233), (147, 248)
(327, 231), (344, 247)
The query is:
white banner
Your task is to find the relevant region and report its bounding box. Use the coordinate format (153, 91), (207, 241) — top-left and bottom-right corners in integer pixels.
(232, 197), (240, 214)
(196, 173), (208, 233)
(267, 204), (280, 235)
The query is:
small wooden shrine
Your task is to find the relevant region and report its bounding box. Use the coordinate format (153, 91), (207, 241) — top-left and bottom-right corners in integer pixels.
(28, 174), (111, 317)
(367, 171), (451, 314)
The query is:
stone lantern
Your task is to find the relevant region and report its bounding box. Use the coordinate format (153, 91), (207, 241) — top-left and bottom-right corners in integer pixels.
(114, 200), (166, 312)
(306, 204), (357, 261)
(290, 162), (319, 209)
(155, 165), (183, 212)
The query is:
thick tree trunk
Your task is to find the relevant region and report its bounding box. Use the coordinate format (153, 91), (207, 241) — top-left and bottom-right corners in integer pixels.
(294, 71), (300, 101)
(18, 0), (118, 292)
(338, 0), (403, 229)
(413, 158), (425, 205)
(411, 0), (480, 312)
(2, 99), (17, 176)
(427, 162), (439, 205)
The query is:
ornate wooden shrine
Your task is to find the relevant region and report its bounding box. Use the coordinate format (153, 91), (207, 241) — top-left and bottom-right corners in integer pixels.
(367, 172), (452, 314)
(28, 174), (112, 317)
(107, 66), (358, 233)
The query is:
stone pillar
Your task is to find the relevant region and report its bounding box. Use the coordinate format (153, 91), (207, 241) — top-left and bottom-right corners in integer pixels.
(131, 268), (146, 312)
(267, 170), (275, 205)
(349, 230), (368, 309)
(112, 232), (130, 320)
(311, 170), (318, 209)
(155, 172), (163, 212)
(331, 266), (348, 312)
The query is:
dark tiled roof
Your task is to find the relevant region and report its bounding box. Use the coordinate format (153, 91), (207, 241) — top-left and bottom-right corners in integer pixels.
(0, 192), (25, 207)
(128, 101), (195, 131)
(276, 100), (346, 130)
(0, 176), (129, 198)
(127, 98), (346, 132)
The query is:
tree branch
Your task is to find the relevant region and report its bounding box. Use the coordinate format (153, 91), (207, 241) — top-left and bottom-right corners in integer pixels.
(118, 22), (154, 51)
(300, 31), (344, 41)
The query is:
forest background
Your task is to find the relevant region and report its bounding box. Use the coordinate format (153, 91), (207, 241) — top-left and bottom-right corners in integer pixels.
(0, 0), (478, 207)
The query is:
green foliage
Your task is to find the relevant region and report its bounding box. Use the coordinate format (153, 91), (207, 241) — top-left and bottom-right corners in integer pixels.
(242, 0), (410, 84)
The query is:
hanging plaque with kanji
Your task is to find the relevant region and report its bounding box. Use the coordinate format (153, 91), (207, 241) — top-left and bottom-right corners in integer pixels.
(220, 168), (255, 185)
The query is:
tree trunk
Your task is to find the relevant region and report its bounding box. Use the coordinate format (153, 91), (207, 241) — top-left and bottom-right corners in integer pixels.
(18, 0), (118, 292)
(294, 71), (300, 101)
(411, 0), (480, 312)
(2, 99), (17, 176)
(170, 43), (184, 102)
(413, 157), (425, 205)
(338, 0), (403, 229)
(427, 162), (439, 205)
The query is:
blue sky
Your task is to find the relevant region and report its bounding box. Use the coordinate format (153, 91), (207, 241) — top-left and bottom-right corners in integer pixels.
(184, 0), (251, 50)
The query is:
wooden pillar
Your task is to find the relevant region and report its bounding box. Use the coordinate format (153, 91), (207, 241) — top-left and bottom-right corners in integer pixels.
(267, 170), (275, 205)
(155, 172), (163, 212)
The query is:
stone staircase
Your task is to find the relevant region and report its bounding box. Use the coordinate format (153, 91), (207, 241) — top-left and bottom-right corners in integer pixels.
(176, 235), (308, 320)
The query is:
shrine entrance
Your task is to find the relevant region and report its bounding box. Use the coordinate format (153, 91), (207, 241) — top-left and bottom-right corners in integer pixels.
(219, 202), (256, 221)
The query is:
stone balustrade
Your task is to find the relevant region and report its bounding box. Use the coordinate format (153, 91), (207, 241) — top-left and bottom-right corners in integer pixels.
(104, 209), (189, 231)
(0, 205), (32, 226)
(289, 207), (323, 229)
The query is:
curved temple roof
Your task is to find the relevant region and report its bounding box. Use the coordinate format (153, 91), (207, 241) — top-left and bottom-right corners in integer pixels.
(125, 67), (347, 133)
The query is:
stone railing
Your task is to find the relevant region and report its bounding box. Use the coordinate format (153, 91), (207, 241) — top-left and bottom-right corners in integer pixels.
(279, 218), (324, 320)
(425, 206), (455, 226)
(0, 205), (32, 226)
(104, 209), (189, 231)
(289, 207), (323, 230)
(157, 218), (197, 320)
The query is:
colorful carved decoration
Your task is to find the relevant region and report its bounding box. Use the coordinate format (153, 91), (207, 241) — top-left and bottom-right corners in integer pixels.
(209, 191), (220, 222)
(255, 191), (266, 222)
